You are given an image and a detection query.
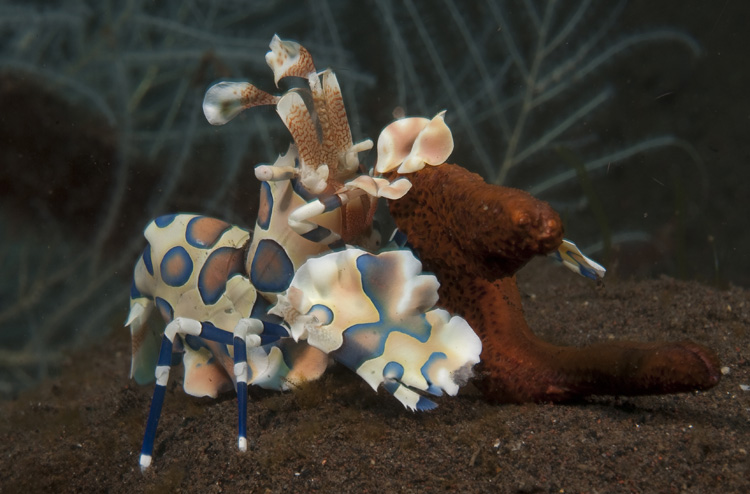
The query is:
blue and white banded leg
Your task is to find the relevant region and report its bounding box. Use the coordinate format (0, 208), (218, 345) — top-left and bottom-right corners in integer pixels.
(230, 318), (265, 453)
(549, 239), (606, 280)
(139, 317), (263, 471)
(382, 361), (440, 411)
(287, 189), (363, 248)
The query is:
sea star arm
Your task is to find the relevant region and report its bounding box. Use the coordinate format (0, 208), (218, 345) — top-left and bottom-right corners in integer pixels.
(387, 164), (721, 403)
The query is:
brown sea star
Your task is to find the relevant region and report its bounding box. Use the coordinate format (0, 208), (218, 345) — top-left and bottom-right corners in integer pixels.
(388, 164), (721, 403)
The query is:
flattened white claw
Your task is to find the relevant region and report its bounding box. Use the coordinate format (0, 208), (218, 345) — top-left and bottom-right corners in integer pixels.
(272, 247), (482, 409)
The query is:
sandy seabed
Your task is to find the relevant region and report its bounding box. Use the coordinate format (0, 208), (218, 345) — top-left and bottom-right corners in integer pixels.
(1, 261), (748, 494)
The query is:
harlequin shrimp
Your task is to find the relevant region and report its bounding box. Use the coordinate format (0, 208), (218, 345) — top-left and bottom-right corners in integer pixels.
(126, 35), (477, 470)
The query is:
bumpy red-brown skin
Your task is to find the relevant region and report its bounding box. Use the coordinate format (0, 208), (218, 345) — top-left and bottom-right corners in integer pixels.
(388, 164), (721, 403)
